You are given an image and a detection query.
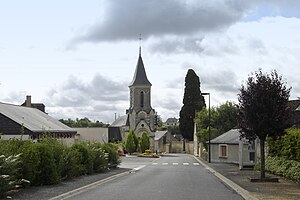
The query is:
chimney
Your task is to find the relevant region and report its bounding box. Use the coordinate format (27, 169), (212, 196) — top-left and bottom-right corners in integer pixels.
(26, 95), (31, 107)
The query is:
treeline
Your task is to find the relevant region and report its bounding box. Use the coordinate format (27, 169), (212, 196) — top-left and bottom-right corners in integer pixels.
(59, 117), (109, 128)
(0, 138), (120, 198)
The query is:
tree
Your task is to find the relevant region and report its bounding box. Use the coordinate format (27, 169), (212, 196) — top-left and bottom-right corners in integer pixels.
(124, 130), (137, 154)
(238, 70), (291, 179)
(179, 69), (205, 141)
(195, 101), (238, 149)
(140, 132), (150, 153)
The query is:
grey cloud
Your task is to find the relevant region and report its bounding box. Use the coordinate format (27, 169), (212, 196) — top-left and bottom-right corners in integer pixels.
(45, 74), (128, 108)
(200, 70), (240, 94)
(72, 0), (247, 44)
(149, 37), (204, 54)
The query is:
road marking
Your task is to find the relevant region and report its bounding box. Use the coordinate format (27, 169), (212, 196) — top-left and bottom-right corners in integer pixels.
(172, 163), (179, 165)
(193, 163), (200, 166)
(162, 163), (168, 165)
(152, 163), (158, 165)
(130, 165), (146, 173)
(183, 163), (189, 166)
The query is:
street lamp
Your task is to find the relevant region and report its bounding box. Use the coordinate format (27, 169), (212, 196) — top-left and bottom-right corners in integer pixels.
(201, 92), (211, 163)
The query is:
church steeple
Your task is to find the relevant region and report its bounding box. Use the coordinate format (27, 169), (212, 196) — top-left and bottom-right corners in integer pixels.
(129, 44), (152, 87)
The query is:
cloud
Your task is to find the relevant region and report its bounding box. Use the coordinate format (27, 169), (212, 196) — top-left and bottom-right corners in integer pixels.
(71, 0), (248, 44)
(44, 74), (129, 122)
(149, 37), (204, 54)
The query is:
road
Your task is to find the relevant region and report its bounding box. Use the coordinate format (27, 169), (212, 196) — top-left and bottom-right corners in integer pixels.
(59, 154), (243, 200)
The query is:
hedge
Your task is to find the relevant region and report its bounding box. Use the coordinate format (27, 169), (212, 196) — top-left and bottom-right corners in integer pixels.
(0, 138), (120, 198)
(267, 128), (300, 162)
(264, 156), (300, 182)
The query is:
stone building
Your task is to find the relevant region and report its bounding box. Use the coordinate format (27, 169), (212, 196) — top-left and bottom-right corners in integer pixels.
(111, 47), (157, 148)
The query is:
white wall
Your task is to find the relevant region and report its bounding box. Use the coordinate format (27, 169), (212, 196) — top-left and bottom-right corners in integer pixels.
(75, 127), (108, 143)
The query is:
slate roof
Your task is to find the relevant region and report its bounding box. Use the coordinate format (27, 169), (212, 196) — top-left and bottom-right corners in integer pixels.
(288, 100), (300, 111)
(165, 117), (178, 124)
(210, 129), (241, 144)
(110, 115), (129, 127)
(0, 102), (76, 133)
(129, 55), (152, 87)
(155, 131), (168, 141)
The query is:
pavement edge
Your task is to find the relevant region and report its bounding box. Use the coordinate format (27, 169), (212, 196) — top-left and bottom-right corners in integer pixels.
(49, 170), (130, 200)
(192, 155), (260, 200)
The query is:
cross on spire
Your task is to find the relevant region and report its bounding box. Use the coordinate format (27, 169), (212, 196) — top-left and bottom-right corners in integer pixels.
(139, 33), (142, 56)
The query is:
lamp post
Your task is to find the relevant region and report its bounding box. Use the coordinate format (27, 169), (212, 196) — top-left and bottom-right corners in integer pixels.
(201, 92), (211, 163)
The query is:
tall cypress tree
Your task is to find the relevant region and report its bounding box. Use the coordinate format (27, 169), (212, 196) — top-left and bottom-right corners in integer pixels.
(179, 69), (205, 141)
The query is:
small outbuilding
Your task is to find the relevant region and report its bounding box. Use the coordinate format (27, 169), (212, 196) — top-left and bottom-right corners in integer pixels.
(209, 129), (256, 168)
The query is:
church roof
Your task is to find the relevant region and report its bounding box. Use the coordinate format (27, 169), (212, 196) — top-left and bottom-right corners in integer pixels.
(110, 115), (129, 127)
(129, 54), (152, 87)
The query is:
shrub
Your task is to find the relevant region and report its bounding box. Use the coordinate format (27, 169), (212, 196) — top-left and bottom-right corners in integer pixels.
(100, 143), (120, 166)
(125, 130), (137, 154)
(257, 156), (300, 182)
(267, 128), (300, 162)
(140, 132), (150, 153)
(71, 143), (94, 175)
(0, 154), (30, 198)
(61, 148), (83, 180)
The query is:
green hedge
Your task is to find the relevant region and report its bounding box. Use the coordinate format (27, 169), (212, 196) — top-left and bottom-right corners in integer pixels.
(0, 138), (120, 197)
(267, 128), (300, 162)
(264, 156), (300, 182)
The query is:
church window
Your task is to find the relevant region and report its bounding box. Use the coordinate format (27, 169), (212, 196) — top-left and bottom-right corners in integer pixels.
(140, 91), (144, 107)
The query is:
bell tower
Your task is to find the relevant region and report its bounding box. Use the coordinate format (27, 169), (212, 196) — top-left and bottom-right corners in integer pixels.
(127, 44), (156, 137)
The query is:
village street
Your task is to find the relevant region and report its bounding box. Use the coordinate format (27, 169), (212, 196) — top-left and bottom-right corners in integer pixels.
(57, 154), (243, 200)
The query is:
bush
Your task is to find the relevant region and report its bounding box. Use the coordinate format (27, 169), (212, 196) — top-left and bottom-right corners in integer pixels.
(140, 132), (150, 153)
(267, 128), (300, 162)
(100, 143), (120, 166)
(61, 148), (83, 180)
(0, 154), (30, 198)
(71, 143), (94, 175)
(256, 156), (300, 182)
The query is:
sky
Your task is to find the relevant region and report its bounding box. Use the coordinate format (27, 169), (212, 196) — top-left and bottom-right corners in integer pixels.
(0, 0), (300, 124)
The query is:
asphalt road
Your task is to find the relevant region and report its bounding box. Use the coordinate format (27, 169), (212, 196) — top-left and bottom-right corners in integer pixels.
(60, 154), (243, 200)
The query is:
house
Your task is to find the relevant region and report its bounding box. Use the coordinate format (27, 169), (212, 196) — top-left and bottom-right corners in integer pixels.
(74, 127), (108, 143)
(209, 129), (256, 168)
(0, 102), (76, 145)
(165, 117), (179, 126)
(21, 95), (45, 113)
(288, 99), (300, 127)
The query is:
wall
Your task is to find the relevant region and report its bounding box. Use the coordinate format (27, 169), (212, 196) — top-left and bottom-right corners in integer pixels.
(210, 144), (239, 164)
(75, 127), (108, 143)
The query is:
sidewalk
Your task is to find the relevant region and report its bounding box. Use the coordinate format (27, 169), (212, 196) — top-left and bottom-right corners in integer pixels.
(199, 159), (300, 200)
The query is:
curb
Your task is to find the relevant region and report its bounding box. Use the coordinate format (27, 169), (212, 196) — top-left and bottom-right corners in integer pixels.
(192, 156), (259, 200)
(49, 171), (130, 200)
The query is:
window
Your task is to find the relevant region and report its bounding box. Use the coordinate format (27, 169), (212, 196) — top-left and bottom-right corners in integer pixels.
(140, 91), (144, 107)
(219, 144), (228, 158)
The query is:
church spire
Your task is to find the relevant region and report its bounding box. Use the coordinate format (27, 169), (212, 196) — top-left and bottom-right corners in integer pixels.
(129, 36), (152, 87)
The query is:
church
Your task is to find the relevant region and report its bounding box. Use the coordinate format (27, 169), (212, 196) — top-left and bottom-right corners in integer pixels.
(110, 46), (157, 148)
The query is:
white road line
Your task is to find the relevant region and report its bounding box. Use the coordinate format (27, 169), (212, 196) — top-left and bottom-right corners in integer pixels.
(162, 163), (169, 165)
(152, 163), (158, 165)
(132, 165), (146, 172)
(183, 163), (189, 166)
(193, 163), (200, 166)
(172, 163), (179, 165)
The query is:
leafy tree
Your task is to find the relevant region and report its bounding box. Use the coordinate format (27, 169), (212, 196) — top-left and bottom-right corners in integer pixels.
(179, 69), (205, 141)
(140, 132), (150, 153)
(195, 101), (238, 149)
(238, 70), (291, 179)
(125, 130), (137, 154)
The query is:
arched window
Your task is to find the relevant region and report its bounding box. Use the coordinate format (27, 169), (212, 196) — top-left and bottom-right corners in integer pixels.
(140, 91), (144, 108)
